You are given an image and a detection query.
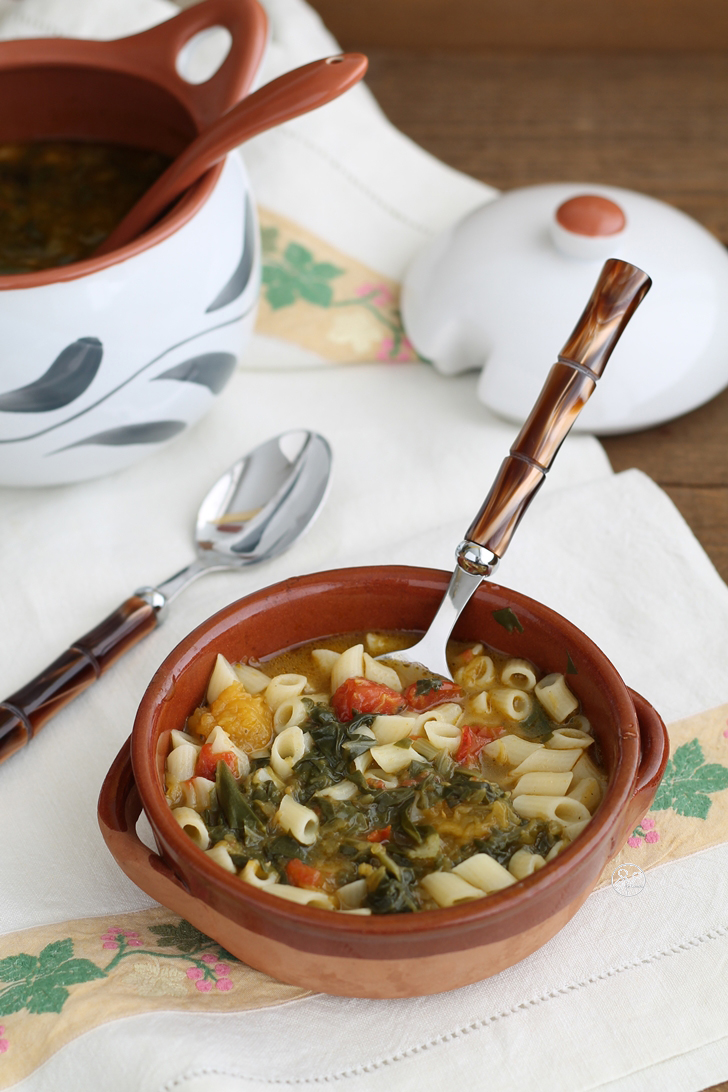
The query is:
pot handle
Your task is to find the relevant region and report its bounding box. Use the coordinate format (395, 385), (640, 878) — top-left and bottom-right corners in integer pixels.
(98, 737), (196, 911)
(109, 0), (268, 126)
(622, 687), (670, 840)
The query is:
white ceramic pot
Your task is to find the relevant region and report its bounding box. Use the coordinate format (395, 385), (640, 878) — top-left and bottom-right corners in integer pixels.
(402, 182), (728, 434)
(0, 155), (259, 487)
(0, 0), (267, 486)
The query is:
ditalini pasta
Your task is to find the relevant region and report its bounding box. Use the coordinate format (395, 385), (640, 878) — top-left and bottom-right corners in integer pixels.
(165, 632), (608, 914)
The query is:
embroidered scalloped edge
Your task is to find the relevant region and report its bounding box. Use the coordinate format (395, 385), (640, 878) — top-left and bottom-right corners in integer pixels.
(160, 922), (728, 1088)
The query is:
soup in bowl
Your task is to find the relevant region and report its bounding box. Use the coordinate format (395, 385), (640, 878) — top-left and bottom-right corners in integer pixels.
(98, 566), (668, 997)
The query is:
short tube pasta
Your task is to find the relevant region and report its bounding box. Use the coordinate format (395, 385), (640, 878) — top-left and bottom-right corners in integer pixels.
(508, 849), (546, 880)
(453, 854), (515, 893)
(490, 687), (533, 721)
(265, 674), (308, 713)
(512, 794), (591, 825)
(568, 776), (602, 812)
(534, 673), (579, 723)
(512, 772), (573, 797)
(275, 794), (319, 845)
(171, 807), (209, 850)
(500, 658), (538, 691)
(424, 721), (461, 753)
(363, 653), (402, 691)
(205, 842), (236, 874)
(233, 661), (271, 695)
(270, 725), (305, 781)
(166, 742), (197, 783)
(483, 736), (543, 766)
(330, 644), (364, 694)
(547, 727), (594, 750)
(510, 748), (582, 777)
(420, 871), (485, 907)
(273, 697), (308, 734)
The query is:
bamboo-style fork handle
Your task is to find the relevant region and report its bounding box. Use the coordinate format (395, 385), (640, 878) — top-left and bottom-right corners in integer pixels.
(465, 259), (652, 558)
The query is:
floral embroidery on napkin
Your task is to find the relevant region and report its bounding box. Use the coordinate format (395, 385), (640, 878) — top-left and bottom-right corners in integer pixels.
(255, 207), (420, 364)
(597, 703), (728, 888)
(0, 908), (309, 1089)
(651, 738), (728, 819)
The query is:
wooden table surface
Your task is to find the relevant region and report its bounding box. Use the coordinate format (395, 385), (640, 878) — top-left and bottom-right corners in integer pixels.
(352, 49), (728, 588)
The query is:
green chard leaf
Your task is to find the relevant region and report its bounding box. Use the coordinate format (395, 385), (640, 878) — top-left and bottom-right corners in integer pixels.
(216, 761), (264, 834)
(492, 607), (524, 634)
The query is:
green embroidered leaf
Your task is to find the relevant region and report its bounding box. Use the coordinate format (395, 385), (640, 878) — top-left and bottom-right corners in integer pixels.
(0, 984), (31, 1017)
(566, 652), (578, 675)
(149, 920), (217, 954)
(0, 939), (105, 1017)
(693, 763), (728, 793)
(651, 738), (728, 820)
(312, 261), (344, 280)
(298, 280), (333, 307)
(284, 242), (313, 270)
(492, 607), (524, 634)
(25, 984), (72, 1016)
(37, 939), (74, 971)
(260, 226), (278, 255)
(46, 958), (106, 989)
(0, 953), (36, 981)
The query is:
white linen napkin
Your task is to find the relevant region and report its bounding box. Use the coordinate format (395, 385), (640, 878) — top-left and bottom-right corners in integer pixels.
(0, 1), (727, 1090)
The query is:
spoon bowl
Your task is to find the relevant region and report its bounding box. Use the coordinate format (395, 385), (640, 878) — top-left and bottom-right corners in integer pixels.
(0, 429), (332, 764)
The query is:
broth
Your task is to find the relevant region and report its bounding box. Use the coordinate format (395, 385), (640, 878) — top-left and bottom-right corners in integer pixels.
(0, 140), (170, 273)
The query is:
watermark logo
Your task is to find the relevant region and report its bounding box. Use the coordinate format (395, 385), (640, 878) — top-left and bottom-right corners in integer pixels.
(611, 863), (646, 897)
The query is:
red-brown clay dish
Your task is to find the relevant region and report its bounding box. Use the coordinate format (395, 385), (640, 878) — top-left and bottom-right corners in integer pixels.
(98, 566), (669, 999)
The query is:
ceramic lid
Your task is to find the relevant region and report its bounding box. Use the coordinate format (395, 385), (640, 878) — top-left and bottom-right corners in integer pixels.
(401, 182), (728, 433)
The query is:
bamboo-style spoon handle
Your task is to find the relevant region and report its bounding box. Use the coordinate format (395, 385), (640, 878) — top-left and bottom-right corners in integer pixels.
(465, 259), (652, 557)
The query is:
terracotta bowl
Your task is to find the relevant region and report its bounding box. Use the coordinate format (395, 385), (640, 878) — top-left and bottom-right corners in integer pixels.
(98, 566), (669, 998)
(0, 0), (267, 485)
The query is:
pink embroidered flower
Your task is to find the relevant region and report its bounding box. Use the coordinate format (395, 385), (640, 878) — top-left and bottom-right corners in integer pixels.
(195, 979), (213, 993)
(627, 836), (641, 848)
(723, 727), (728, 739)
(127, 939), (142, 947)
(356, 282), (393, 306)
(645, 831), (660, 844)
(102, 941), (119, 950)
(0, 1026), (8, 1054)
(215, 978), (233, 992)
(641, 817), (655, 830)
(201, 954), (217, 964)
(120, 930), (139, 938)
(185, 967), (204, 981)
(214, 963), (230, 975)
(376, 336), (395, 361)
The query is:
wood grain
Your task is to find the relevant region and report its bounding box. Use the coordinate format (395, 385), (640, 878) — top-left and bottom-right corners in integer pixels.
(308, 0), (728, 53)
(360, 49), (728, 584)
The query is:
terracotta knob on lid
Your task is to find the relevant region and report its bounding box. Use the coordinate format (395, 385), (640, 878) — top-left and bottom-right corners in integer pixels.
(551, 193), (627, 259)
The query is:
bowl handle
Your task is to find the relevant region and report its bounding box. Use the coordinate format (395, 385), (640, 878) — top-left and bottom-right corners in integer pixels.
(621, 687), (670, 841)
(98, 737), (198, 914)
(108, 0), (268, 126)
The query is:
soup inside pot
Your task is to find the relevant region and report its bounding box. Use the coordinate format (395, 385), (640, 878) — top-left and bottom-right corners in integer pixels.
(0, 140), (170, 273)
(163, 631), (607, 915)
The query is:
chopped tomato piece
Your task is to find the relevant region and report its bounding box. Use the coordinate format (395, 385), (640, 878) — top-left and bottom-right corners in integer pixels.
(366, 825), (392, 843)
(285, 858), (324, 889)
(403, 677), (463, 712)
(194, 742), (237, 780)
(331, 677), (405, 721)
(455, 725), (504, 767)
(461, 648), (475, 664)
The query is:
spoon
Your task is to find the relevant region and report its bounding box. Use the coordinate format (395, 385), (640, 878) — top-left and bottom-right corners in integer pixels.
(0, 429), (332, 764)
(378, 258), (652, 680)
(94, 53), (368, 258)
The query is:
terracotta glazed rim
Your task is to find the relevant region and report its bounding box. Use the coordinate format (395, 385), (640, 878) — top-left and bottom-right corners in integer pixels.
(131, 565), (642, 943)
(0, 0), (267, 290)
